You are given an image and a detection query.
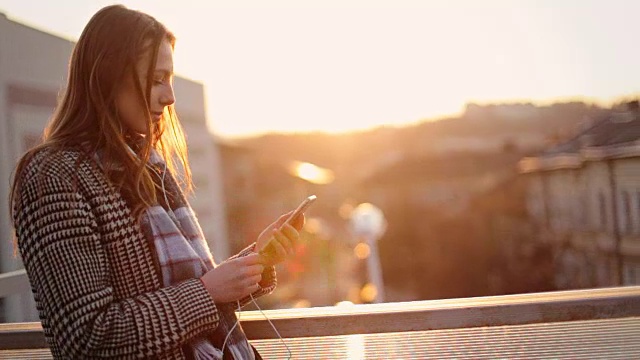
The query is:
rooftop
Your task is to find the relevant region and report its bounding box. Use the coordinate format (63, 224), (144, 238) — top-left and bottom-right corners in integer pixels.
(520, 101), (640, 173)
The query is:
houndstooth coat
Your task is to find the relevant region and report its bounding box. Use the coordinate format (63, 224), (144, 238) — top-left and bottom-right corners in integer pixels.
(12, 148), (276, 359)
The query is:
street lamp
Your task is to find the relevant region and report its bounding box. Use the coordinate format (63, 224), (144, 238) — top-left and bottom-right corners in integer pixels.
(349, 203), (387, 303)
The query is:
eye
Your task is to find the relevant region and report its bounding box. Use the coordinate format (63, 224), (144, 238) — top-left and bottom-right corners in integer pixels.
(153, 77), (166, 85)
(152, 72), (173, 86)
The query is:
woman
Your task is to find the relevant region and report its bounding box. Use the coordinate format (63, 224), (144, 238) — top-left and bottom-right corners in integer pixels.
(9, 5), (301, 359)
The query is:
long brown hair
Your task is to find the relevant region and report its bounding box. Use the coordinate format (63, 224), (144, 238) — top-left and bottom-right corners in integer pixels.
(10, 5), (191, 225)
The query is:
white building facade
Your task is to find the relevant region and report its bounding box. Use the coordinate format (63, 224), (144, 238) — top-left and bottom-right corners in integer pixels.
(520, 106), (640, 290)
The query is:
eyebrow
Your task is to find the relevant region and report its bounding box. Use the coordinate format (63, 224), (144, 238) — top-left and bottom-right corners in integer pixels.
(154, 69), (174, 76)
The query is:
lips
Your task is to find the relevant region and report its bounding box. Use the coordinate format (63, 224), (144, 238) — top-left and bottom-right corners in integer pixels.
(151, 111), (163, 121)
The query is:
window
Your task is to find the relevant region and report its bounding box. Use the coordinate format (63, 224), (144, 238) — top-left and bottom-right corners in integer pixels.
(623, 262), (640, 286)
(578, 193), (588, 230)
(637, 191), (640, 234)
(599, 192), (608, 231)
(622, 191), (632, 234)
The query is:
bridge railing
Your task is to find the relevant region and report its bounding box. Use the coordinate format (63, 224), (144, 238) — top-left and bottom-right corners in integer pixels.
(1, 278), (639, 359)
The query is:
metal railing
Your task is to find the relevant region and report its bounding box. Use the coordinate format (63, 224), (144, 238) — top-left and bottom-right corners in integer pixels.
(1, 286), (640, 358)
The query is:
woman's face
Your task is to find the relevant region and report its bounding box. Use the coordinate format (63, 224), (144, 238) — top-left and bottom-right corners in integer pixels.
(116, 39), (175, 134)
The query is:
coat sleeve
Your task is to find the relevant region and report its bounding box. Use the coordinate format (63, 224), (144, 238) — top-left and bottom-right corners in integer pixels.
(13, 169), (220, 358)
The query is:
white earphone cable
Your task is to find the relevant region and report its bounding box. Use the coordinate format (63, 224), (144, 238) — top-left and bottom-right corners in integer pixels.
(220, 295), (292, 359)
(221, 300), (242, 355)
(249, 293), (292, 359)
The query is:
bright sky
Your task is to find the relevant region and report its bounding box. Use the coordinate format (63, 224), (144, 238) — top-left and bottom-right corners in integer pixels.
(0, 0), (638, 138)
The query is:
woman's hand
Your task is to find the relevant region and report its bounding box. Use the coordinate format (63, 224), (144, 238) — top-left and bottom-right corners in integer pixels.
(255, 211), (305, 266)
(199, 253), (265, 303)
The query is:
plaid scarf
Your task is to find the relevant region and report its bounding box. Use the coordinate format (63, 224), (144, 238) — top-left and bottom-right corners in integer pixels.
(96, 148), (255, 360)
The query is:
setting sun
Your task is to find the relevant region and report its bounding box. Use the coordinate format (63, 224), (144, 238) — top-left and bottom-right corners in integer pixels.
(289, 161), (335, 184)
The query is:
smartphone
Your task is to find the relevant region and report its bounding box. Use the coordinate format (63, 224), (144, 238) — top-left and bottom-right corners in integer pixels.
(259, 195), (317, 255)
(282, 195), (317, 228)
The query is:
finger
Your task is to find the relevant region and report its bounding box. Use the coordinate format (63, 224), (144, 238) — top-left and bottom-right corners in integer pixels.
(290, 213), (305, 231)
(268, 234), (289, 261)
(273, 229), (293, 255)
(281, 225), (300, 251)
(256, 252), (269, 265)
(280, 223), (300, 244)
(241, 274), (263, 288)
(250, 274), (263, 285)
(278, 225), (298, 255)
(258, 235), (276, 257)
(241, 253), (262, 265)
(245, 264), (264, 277)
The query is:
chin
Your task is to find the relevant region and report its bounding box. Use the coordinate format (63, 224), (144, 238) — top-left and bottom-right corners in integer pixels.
(123, 121), (149, 135)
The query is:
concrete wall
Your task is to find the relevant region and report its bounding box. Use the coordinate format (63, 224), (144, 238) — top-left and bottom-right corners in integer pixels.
(0, 13), (72, 323)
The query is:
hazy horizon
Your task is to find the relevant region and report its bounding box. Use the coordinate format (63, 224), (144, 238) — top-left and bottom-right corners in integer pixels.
(1, 0), (638, 138)
(221, 95), (635, 140)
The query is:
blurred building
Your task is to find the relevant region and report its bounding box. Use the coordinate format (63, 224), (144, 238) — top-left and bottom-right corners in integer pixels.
(520, 101), (640, 289)
(359, 152), (522, 217)
(0, 12), (228, 322)
(218, 139), (259, 254)
(468, 175), (555, 296)
(464, 103), (542, 121)
(355, 151), (524, 300)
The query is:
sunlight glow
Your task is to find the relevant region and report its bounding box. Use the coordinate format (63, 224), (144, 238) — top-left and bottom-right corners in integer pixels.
(1, 0), (638, 138)
(292, 299), (311, 308)
(360, 283), (378, 303)
(339, 202), (355, 219)
(303, 217), (322, 234)
(289, 161), (335, 184)
(354, 242), (371, 260)
(345, 334), (365, 360)
(335, 300), (354, 307)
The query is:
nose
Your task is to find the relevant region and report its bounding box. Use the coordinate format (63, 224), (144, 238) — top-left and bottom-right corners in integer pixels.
(160, 84), (175, 107)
